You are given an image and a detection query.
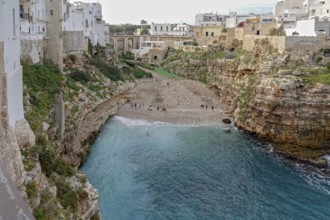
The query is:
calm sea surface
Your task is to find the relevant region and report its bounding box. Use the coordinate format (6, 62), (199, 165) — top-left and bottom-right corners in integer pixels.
(81, 116), (330, 220)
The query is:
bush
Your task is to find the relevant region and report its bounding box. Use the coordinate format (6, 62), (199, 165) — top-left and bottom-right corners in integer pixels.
(39, 148), (56, 177)
(68, 68), (94, 84)
(54, 158), (76, 177)
(90, 58), (124, 81)
(68, 54), (77, 63)
(26, 181), (38, 199)
(55, 178), (79, 212)
(130, 67), (152, 79)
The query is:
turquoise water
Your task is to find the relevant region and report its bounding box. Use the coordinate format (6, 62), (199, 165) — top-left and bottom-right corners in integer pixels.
(81, 116), (330, 220)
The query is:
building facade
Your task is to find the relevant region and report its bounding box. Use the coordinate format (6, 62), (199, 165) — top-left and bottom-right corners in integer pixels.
(0, 0), (24, 128)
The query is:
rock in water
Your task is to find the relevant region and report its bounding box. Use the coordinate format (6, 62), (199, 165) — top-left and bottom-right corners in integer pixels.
(222, 118), (232, 124)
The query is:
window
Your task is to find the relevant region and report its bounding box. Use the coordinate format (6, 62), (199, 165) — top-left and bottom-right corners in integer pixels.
(50, 10), (54, 16)
(155, 26), (157, 31)
(154, 56), (158, 60)
(13, 9), (16, 37)
(211, 32), (214, 37)
(205, 31), (209, 36)
(256, 30), (260, 35)
(161, 26), (163, 31)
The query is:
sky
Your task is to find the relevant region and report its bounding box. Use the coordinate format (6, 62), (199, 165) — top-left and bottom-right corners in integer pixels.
(70, 0), (279, 24)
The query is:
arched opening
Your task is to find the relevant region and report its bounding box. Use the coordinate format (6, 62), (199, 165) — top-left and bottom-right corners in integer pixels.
(117, 38), (125, 52)
(109, 38), (114, 49)
(128, 38), (134, 50)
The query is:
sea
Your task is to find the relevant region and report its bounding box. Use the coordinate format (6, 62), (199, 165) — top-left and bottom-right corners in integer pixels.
(81, 116), (330, 220)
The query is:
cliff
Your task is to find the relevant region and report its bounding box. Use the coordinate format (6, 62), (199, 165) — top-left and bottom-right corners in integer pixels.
(17, 53), (147, 219)
(162, 44), (330, 166)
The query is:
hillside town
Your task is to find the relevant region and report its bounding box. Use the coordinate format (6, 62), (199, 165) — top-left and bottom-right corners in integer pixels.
(1, 0), (329, 129)
(1, 0), (330, 219)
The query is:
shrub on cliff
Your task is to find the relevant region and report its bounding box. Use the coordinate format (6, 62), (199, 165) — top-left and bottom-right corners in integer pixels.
(90, 58), (124, 81)
(68, 68), (94, 84)
(55, 177), (79, 212)
(22, 61), (63, 132)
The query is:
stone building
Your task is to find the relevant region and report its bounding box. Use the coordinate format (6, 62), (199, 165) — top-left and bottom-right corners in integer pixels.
(193, 25), (227, 46)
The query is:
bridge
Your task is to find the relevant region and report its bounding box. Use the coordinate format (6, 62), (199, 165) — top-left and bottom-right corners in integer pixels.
(109, 35), (140, 53)
(0, 160), (34, 219)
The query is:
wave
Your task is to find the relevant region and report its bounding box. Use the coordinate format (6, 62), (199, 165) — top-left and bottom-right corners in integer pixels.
(113, 116), (170, 127)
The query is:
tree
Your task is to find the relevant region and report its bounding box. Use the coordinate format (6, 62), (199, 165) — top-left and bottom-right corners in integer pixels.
(268, 26), (285, 36)
(140, 20), (148, 25)
(140, 28), (149, 35)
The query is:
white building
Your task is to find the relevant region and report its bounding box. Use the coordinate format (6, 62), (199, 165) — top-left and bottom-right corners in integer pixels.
(195, 13), (227, 26)
(131, 41), (168, 58)
(285, 17), (330, 36)
(63, 3), (84, 32)
(225, 12), (270, 28)
(1, 0), (25, 127)
(68, 2), (107, 46)
(150, 23), (192, 36)
(20, 0), (47, 39)
(274, 0), (309, 28)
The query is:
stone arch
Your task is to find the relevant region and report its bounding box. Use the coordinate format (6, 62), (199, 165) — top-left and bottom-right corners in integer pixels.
(128, 38), (134, 50)
(116, 38), (125, 53)
(109, 38), (114, 49)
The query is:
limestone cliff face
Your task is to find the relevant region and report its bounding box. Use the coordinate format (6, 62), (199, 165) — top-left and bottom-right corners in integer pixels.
(60, 82), (135, 167)
(163, 49), (330, 164)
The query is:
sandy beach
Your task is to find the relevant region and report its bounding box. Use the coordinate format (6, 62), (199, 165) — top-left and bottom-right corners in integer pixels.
(117, 69), (232, 125)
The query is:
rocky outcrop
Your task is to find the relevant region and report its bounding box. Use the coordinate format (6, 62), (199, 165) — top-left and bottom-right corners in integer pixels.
(14, 119), (36, 149)
(62, 92), (129, 166)
(163, 49), (330, 165)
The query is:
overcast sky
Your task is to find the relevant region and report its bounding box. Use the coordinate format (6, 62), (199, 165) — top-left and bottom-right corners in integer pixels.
(70, 0), (279, 24)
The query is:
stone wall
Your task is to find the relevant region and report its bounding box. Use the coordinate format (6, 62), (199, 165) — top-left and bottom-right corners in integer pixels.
(243, 35), (286, 53)
(243, 35), (330, 53)
(285, 36), (330, 51)
(63, 31), (85, 55)
(149, 49), (168, 64)
(20, 39), (45, 64)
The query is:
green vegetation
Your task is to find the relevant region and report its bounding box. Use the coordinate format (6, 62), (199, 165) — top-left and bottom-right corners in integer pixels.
(34, 190), (65, 220)
(130, 67), (152, 79)
(68, 68), (94, 84)
(269, 101), (280, 112)
(109, 24), (150, 34)
(303, 73), (330, 86)
(23, 61), (63, 132)
(154, 67), (178, 78)
(26, 181), (38, 200)
(54, 177), (79, 212)
(268, 26), (285, 36)
(90, 58), (124, 81)
(120, 51), (135, 60)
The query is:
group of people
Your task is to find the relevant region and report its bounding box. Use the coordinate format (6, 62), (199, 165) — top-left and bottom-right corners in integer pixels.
(201, 104), (215, 110)
(126, 98), (167, 113)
